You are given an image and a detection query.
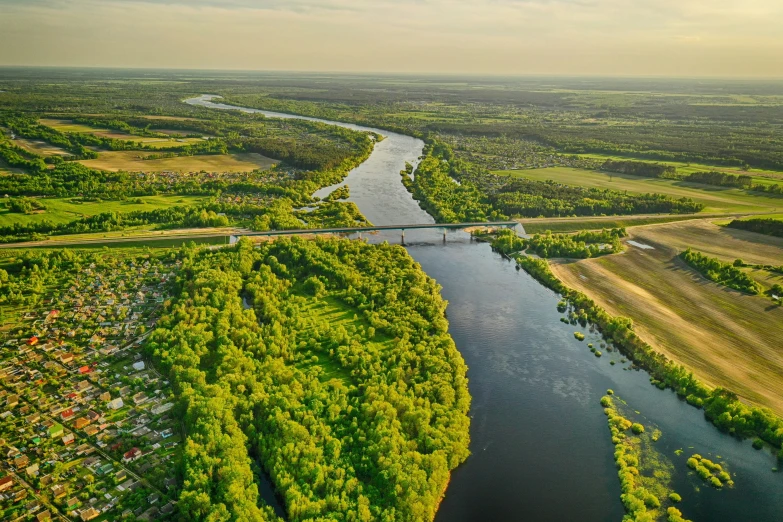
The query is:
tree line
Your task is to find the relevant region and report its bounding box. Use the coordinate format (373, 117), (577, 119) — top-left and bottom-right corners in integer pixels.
(727, 218), (783, 238)
(680, 248), (762, 295)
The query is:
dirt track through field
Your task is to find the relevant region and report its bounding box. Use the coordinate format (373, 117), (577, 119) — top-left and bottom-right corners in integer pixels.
(551, 220), (783, 415)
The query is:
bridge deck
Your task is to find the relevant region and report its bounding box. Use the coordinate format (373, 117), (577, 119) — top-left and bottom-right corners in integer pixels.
(238, 221), (518, 237)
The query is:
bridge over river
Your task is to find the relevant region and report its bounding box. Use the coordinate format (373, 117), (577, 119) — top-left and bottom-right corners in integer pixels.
(231, 221), (520, 244)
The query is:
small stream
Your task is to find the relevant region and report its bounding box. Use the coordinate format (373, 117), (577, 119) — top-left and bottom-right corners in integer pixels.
(187, 95), (783, 521)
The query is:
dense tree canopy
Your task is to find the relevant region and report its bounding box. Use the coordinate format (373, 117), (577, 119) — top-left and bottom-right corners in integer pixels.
(146, 238), (471, 521)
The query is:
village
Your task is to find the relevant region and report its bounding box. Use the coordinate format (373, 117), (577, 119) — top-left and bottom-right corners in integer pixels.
(0, 255), (182, 521)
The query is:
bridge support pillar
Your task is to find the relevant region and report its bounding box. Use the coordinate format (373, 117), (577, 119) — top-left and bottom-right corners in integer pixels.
(443, 229), (447, 243)
(401, 230), (405, 246)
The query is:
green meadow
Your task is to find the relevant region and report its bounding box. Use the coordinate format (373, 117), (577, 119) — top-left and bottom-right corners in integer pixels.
(495, 167), (783, 214)
(0, 195), (208, 226)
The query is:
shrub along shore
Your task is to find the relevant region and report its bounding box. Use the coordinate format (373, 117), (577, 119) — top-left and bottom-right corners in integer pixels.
(490, 232), (783, 461)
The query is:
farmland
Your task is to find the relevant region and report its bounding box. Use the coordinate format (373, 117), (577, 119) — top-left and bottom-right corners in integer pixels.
(550, 220), (783, 415)
(79, 151), (277, 173)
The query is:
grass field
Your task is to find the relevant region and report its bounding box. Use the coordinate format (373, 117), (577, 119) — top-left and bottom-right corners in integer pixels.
(550, 220), (783, 415)
(40, 118), (205, 148)
(496, 167), (783, 214)
(79, 151), (276, 172)
(576, 153), (783, 182)
(0, 195), (208, 226)
(13, 137), (69, 157)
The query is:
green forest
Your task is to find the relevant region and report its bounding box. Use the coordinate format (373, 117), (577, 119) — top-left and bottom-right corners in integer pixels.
(146, 238), (471, 521)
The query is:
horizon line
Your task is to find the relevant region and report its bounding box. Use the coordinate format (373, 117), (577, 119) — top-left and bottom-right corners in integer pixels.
(0, 64), (782, 82)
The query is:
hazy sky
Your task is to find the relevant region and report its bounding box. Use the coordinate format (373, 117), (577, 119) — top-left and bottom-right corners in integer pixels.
(1, 0), (781, 77)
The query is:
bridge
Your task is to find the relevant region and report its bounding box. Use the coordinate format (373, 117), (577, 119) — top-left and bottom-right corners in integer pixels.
(232, 221), (519, 244)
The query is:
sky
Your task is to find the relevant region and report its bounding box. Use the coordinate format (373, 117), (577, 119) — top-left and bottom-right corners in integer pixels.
(1, 0), (781, 77)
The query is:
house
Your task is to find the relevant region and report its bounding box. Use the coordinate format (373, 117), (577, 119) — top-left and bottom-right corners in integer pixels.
(76, 381), (92, 392)
(36, 510), (51, 521)
(132, 361), (145, 371)
(132, 392), (148, 405)
(107, 398), (124, 410)
(78, 366), (92, 374)
(0, 476), (14, 492)
(75, 417), (90, 430)
(6, 394), (19, 407)
(48, 423), (64, 438)
(123, 447), (141, 462)
(60, 353), (74, 364)
(61, 408), (75, 420)
(26, 463), (39, 477)
(99, 392), (111, 402)
(80, 507), (100, 521)
(62, 433), (75, 445)
(151, 403), (174, 415)
(51, 483), (66, 498)
(27, 337), (38, 346)
(13, 454), (29, 468)
(87, 410), (101, 422)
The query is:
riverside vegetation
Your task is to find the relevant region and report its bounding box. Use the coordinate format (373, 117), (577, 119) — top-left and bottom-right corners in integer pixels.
(489, 233), (783, 464)
(146, 237), (470, 521)
(601, 394), (691, 522)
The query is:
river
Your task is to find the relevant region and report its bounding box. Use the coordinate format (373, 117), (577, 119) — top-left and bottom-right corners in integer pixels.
(186, 95), (783, 521)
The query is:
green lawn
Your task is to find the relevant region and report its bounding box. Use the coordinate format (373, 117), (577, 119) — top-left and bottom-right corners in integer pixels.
(0, 195), (208, 226)
(496, 167), (783, 214)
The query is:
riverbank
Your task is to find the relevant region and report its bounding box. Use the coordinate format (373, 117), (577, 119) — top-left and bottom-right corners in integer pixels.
(552, 220), (783, 416)
(488, 232), (783, 462)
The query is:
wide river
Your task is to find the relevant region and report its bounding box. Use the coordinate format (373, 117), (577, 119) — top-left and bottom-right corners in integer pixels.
(187, 95), (783, 521)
